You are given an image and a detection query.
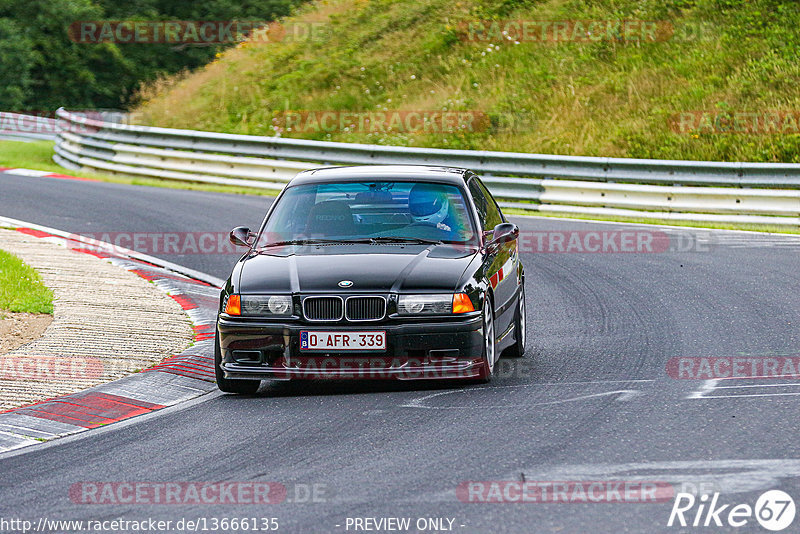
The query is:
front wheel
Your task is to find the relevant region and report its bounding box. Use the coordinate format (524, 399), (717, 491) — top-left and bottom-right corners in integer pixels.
(476, 297), (496, 383)
(505, 284), (527, 358)
(215, 329), (261, 394)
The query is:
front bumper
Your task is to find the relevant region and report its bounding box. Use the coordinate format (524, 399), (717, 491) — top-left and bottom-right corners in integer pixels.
(217, 314), (484, 380)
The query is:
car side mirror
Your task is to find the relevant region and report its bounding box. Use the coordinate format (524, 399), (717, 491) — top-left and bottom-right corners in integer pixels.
(487, 222), (519, 249)
(230, 226), (255, 247)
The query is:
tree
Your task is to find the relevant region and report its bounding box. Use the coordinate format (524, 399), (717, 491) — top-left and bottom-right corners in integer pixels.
(0, 0), (305, 112)
(0, 18), (34, 110)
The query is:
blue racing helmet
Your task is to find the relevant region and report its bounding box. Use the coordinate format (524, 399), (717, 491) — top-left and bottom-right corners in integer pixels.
(408, 183), (449, 225)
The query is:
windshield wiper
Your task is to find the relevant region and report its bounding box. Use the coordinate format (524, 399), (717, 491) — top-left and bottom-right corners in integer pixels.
(362, 237), (443, 245)
(257, 238), (345, 249)
(258, 237), (443, 249)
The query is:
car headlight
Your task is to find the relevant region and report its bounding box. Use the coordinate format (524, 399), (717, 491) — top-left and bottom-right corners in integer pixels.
(397, 293), (474, 315)
(240, 295), (293, 317)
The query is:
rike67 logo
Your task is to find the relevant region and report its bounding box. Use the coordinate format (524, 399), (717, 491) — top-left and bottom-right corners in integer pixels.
(668, 490), (796, 531)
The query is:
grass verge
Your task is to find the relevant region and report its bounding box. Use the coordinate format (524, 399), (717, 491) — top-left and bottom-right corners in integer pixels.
(0, 249), (54, 315)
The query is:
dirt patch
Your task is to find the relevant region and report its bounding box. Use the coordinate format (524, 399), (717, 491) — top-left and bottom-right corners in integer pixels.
(0, 312), (53, 356)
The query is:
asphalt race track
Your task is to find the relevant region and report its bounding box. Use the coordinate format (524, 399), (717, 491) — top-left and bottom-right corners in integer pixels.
(2, 173), (800, 533)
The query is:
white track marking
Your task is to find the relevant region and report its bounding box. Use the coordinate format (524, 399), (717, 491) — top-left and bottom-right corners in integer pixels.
(402, 386), (644, 410)
(686, 379), (718, 399)
(713, 382), (800, 389)
(687, 378), (800, 400)
(690, 392), (800, 400)
(402, 379), (653, 409)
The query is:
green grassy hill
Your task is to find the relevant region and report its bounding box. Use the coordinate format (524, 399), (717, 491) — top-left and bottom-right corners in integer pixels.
(135, 0), (800, 162)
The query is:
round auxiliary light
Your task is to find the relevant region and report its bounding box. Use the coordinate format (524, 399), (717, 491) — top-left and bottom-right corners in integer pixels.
(403, 297), (425, 314)
(268, 296), (291, 315)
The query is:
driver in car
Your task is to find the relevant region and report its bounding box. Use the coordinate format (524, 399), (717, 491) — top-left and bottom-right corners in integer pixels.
(408, 182), (459, 235)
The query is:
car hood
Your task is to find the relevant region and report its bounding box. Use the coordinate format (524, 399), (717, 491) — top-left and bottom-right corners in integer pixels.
(238, 244), (478, 294)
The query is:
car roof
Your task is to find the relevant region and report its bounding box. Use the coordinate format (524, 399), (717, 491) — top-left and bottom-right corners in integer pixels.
(288, 165), (472, 186)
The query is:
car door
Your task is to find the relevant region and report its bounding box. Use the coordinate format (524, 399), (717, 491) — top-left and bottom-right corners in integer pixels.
(468, 176), (518, 331)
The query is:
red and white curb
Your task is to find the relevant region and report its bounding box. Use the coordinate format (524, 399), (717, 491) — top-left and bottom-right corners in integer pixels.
(0, 216), (223, 453)
(0, 167), (98, 182)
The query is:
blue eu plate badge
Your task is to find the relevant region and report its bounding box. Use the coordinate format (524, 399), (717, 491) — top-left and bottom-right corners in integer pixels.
(300, 331), (309, 349)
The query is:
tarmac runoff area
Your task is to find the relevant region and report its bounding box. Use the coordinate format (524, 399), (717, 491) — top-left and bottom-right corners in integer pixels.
(0, 227), (193, 411)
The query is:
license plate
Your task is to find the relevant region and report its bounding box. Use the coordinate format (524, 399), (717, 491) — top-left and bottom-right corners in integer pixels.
(300, 331), (386, 351)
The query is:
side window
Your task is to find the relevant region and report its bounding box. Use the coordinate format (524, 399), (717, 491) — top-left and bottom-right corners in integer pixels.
(469, 177), (503, 232)
(468, 178), (488, 230)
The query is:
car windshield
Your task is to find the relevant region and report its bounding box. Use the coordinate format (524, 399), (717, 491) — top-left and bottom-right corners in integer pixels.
(256, 180), (478, 247)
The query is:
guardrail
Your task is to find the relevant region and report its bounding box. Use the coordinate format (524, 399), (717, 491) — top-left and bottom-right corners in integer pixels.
(53, 108), (800, 226)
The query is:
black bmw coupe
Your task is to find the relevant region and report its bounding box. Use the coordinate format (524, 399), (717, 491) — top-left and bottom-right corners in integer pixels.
(215, 165), (526, 393)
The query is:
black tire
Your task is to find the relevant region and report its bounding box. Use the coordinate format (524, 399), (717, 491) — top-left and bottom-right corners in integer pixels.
(215, 329), (260, 394)
(476, 297), (496, 384)
(505, 284), (527, 358)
